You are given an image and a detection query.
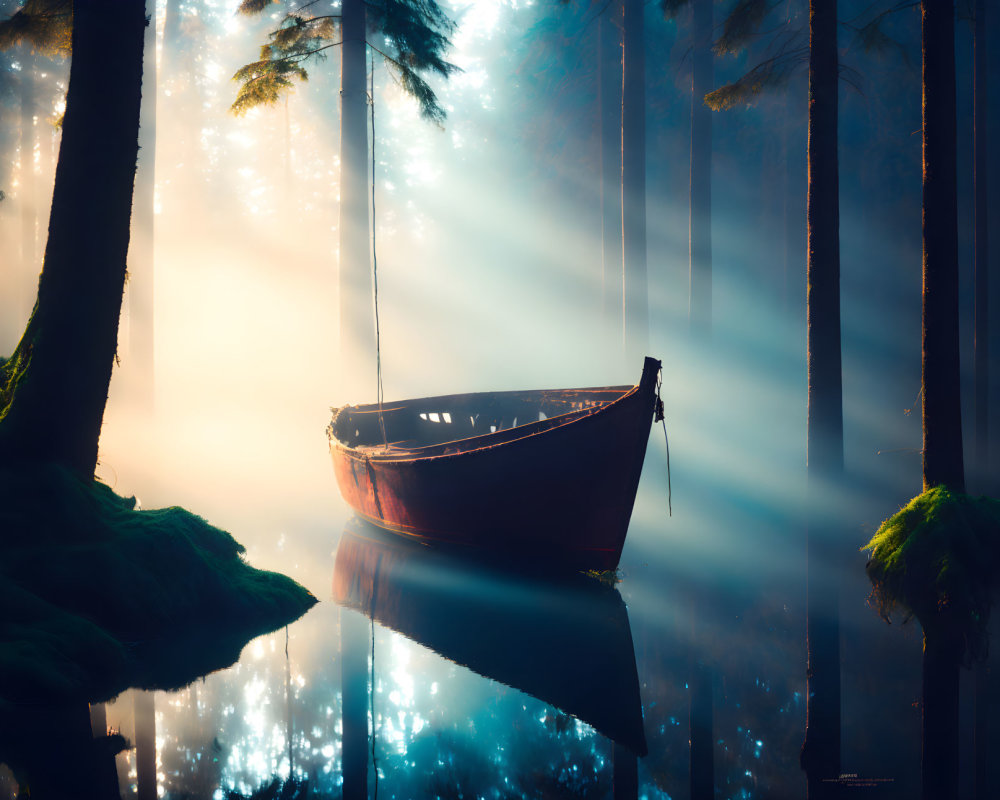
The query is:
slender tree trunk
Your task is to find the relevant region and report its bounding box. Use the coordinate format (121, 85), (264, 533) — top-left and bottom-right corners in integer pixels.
(972, 5), (991, 788)
(621, 0), (647, 364)
(919, 5), (963, 799)
(973, 0), (988, 486)
(135, 690), (157, 800)
(284, 95), (293, 229)
(689, 0), (712, 335)
(341, 607), (370, 800)
(19, 50), (36, 311)
(921, 627), (961, 800)
(921, 0), (964, 494)
(129, 0), (157, 410)
(162, 0), (181, 79)
(599, 2), (623, 357)
(0, 0), (145, 477)
(339, 0), (375, 392)
(285, 625), (294, 776)
(801, 2), (842, 797)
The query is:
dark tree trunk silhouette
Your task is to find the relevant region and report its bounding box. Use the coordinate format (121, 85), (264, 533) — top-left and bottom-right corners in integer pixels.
(919, 1), (964, 797)
(689, 0), (712, 334)
(800, 1), (842, 797)
(599, 1), (623, 356)
(921, 622), (961, 800)
(921, 0), (964, 495)
(128, 0), (157, 409)
(339, 0), (375, 390)
(973, 0), (988, 485)
(621, 0), (647, 363)
(0, 0), (145, 477)
(972, 4), (991, 790)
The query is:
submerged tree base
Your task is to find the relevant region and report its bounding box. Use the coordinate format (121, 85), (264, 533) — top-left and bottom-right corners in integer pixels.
(0, 464), (317, 712)
(863, 486), (1000, 658)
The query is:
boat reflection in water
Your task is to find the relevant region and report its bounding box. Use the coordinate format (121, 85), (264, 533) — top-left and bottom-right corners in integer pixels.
(333, 519), (648, 766)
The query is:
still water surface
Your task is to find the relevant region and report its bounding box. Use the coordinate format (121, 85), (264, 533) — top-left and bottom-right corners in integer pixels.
(2, 479), (928, 799)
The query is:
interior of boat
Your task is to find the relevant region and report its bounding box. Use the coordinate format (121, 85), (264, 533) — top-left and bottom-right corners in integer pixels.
(329, 386), (632, 455)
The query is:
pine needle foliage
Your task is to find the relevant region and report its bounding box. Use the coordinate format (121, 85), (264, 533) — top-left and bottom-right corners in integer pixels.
(659, 0), (691, 20)
(703, 0), (808, 110)
(231, 15), (326, 116)
(237, 0), (275, 14)
(713, 0), (771, 56)
(863, 487), (1000, 664)
(704, 44), (806, 109)
(232, 0), (459, 123)
(841, 1), (917, 67)
(0, 0), (71, 55)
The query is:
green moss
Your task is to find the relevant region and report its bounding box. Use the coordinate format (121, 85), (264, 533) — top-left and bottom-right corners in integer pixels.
(0, 464), (317, 711)
(583, 568), (623, 587)
(862, 487), (1000, 659)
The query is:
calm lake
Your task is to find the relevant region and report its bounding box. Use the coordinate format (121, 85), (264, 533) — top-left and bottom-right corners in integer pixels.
(2, 461), (944, 799)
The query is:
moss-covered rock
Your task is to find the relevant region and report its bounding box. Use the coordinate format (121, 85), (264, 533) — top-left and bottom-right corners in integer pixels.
(862, 486), (1000, 660)
(0, 464), (317, 711)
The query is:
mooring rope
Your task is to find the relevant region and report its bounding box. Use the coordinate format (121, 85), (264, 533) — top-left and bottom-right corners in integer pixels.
(655, 370), (672, 516)
(369, 48), (388, 451)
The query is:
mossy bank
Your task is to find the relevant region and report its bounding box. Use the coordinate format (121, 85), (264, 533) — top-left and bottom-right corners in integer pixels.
(0, 463), (317, 712)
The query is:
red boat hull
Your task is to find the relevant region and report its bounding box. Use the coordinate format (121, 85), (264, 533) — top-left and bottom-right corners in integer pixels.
(329, 357), (660, 570)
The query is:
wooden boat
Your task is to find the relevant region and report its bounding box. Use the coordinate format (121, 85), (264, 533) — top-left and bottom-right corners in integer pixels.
(333, 520), (648, 756)
(327, 356), (661, 571)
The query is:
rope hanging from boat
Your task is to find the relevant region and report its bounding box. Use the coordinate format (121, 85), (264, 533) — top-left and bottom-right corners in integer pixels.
(370, 47), (388, 451)
(655, 369), (672, 516)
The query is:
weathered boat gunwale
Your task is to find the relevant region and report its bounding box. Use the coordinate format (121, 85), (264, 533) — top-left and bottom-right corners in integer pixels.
(331, 382), (637, 465)
(328, 357), (662, 570)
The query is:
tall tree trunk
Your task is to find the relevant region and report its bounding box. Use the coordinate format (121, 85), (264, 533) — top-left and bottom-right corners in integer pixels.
(919, 3), (963, 798)
(341, 608), (370, 800)
(0, 0), (145, 477)
(921, 0), (964, 494)
(135, 690), (157, 800)
(339, 0), (374, 393)
(921, 626), (961, 800)
(162, 0), (181, 80)
(285, 625), (294, 776)
(973, 0), (988, 486)
(972, 5), (991, 789)
(621, 0), (647, 364)
(800, 2), (842, 797)
(129, 0), (157, 409)
(19, 50), (36, 312)
(599, 1), (623, 358)
(689, 0), (712, 335)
